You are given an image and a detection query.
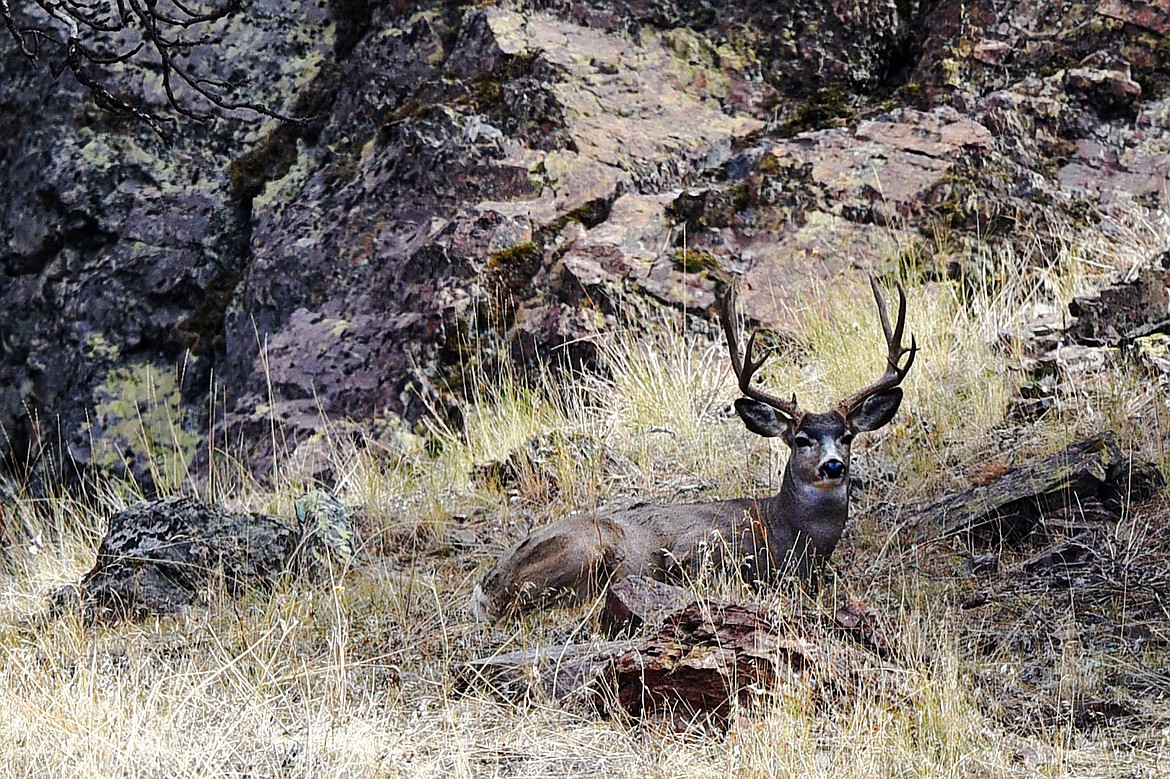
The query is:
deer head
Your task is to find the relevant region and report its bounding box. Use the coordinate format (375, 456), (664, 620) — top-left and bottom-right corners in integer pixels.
(720, 276), (917, 491)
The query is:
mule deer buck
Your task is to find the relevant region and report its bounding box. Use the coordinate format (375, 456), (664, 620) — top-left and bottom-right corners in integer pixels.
(470, 277), (916, 621)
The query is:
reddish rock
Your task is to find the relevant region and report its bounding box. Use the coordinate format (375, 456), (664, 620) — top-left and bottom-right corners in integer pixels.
(1096, 0), (1170, 35)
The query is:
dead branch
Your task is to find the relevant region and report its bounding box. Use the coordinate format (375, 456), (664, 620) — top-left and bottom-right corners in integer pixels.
(2, 0), (302, 141)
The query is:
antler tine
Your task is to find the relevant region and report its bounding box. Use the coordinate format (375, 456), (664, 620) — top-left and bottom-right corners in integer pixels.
(837, 275), (917, 417)
(720, 283), (804, 423)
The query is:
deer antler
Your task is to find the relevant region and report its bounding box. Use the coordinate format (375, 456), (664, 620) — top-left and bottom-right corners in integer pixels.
(720, 283), (804, 424)
(836, 276), (917, 418)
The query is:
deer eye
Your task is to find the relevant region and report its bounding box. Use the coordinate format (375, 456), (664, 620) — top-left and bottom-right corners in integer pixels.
(841, 433), (854, 446)
(794, 435), (814, 448)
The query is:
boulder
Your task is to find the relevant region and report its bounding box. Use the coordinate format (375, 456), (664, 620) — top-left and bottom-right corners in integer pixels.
(52, 491), (354, 620)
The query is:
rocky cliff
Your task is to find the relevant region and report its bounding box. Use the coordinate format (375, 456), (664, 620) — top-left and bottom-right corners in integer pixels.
(2, 0), (1167, 488)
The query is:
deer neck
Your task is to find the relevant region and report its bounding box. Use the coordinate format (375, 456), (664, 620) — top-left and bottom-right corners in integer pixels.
(762, 464), (850, 559)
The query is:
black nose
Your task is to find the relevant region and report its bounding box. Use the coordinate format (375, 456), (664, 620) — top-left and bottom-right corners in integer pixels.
(821, 459), (845, 479)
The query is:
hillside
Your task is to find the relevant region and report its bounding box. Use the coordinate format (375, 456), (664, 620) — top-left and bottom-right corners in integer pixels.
(1, 0), (1169, 775)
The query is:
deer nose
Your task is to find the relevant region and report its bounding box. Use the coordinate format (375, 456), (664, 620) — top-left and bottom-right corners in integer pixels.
(820, 459), (845, 480)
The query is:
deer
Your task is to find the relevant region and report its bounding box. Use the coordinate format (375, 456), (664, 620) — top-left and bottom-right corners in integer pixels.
(469, 276), (916, 622)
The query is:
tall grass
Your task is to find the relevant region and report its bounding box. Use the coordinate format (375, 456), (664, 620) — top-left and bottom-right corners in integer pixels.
(2, 215), (1170, 777)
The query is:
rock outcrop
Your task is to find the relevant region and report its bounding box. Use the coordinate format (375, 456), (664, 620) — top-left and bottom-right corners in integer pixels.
(2, 0), (1168, 483)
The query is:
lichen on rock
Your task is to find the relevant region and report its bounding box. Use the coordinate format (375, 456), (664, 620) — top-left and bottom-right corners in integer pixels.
(84, 362), (201, 494)
(53, 492), (356, 621)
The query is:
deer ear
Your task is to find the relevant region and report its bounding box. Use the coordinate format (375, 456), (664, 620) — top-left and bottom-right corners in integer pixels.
(735, 398), (791, 439)
(847, 388), (903, 432)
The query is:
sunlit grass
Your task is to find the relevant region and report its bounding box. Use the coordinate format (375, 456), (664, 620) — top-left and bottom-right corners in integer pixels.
(2, 212), (1170, 777)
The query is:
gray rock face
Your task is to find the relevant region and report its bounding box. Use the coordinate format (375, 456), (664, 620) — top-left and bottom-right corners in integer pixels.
(2, 0), (1168, 482)
(0, 2), (334, 489)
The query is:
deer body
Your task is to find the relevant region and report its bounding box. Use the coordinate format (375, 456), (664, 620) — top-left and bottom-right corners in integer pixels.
(470, 279), (916, 622)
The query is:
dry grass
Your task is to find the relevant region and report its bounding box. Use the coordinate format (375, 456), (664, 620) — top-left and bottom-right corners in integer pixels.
(2, 217), (1170, 777)
(0, 570), (1015, 778)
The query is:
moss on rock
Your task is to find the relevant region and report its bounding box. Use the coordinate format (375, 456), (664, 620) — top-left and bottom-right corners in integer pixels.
(780, 86), (851, 136)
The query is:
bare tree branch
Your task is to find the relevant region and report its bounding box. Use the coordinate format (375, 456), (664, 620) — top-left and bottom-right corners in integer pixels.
(2, 0), (304, 142)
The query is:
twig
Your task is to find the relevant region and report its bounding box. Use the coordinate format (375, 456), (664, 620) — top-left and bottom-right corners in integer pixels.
(1, 0), (306, 141)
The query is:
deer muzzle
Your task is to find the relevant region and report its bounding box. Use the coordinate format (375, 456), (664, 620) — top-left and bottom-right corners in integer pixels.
(819, 458), (846, 481)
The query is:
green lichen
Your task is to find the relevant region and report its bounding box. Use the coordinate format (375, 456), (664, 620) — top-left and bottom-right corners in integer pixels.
(940, 58), (963, 87)
(670, 247), (721, 272)
(84, 333), (121, 361)
(87, 362), (200, 492)
(659, 27), (731, 99)
(780, 86), (850, 136)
